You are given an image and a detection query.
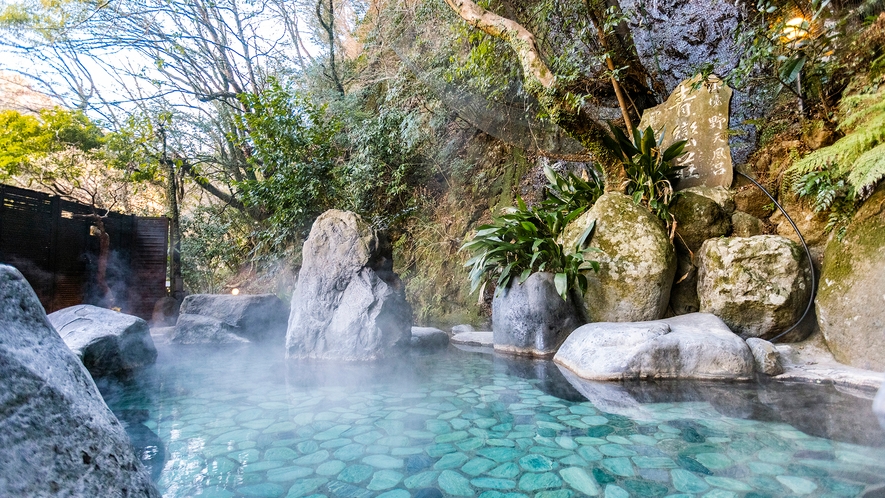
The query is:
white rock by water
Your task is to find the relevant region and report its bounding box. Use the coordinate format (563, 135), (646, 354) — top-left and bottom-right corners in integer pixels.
(554, 312), (755, 381)
(450, 324), (476, 335)
(48, 304), (157, 378)
(746, 337), (784, 376)
(0, 264), (159, 497)
(410, 326), (449, 349)
(451, 331), (494, 347)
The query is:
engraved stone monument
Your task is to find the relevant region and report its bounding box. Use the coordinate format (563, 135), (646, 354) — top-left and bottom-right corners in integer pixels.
(639, 74), (733, 190)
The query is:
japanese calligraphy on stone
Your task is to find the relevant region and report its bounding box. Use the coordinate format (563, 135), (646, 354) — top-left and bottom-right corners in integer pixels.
(638, 74), (733, 190)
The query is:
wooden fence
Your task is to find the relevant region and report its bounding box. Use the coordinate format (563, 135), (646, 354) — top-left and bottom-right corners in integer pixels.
(0, 184), (169, 320)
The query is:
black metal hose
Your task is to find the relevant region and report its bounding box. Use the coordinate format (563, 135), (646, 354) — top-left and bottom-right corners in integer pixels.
(734, 170), (817, 343)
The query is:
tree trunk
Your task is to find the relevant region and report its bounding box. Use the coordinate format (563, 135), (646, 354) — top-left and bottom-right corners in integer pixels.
(160, 122), (184, 304)
(442, 0), (555, 89)
(165, 160), (183, 304)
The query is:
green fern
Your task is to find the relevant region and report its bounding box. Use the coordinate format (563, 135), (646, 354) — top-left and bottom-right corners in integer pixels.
(847, 142), (885, 190)
(789, 89), (885, 194)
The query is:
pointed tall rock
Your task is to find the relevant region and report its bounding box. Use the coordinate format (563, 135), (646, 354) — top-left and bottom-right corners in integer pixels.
(286, 210), (412, 360)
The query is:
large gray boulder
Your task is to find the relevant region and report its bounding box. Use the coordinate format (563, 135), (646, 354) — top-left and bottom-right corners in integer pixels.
(286, 210), (412, 360)
(0, 265), (159, 497)
(492, 272), (584, 357)
(561, 192), (676, 322)
(48, 304), (157, 378)
(697, 235), (812, 340)
(619, 0), (775, 164)
(816, 185), (885, 370)
(554, 312), (755, 381)
(172, 293), (289, 344)
(410, 326), (449, 350)
(170, 314), (249, 345)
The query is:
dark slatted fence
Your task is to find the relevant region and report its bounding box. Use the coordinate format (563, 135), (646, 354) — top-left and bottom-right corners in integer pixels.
(0, 184), (169, 320)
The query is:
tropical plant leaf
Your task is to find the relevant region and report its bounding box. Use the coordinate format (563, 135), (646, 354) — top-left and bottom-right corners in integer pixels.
(662, 140), (688, 162)
(779, 54), (807, 84)
(554, 272), (568, 299)
(576, 219), (596, 250)
(519, 268), (532, 283)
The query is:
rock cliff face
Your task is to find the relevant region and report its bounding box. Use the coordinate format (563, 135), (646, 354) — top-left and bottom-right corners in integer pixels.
(816, 185), (885, 370)
(561, 192), (676, 323)
(0, 264), (159, 498)
(286, 210), (412, 360)
(620, 0), (776, 164)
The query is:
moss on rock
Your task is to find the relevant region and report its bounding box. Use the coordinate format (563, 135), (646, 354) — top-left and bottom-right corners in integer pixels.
(671, 191), (732, 253)
(697, 235), (812, 340)
(562, 192), (676, 322)
(817, 183), (885, 369)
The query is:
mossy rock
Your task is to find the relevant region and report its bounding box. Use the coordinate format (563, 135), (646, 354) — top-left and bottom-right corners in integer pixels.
(682, 186), (735, 215)
(734, 187), (775, 219)
(671, 191), (732, 253)
(562, 193), (676, 322)
(817, 184), (885, 370)
(731, 211), (764, 238)
(697, 235), (812, 340)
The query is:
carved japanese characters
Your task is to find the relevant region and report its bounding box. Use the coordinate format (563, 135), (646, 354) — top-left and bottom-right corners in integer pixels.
(639, 75), (734, 190)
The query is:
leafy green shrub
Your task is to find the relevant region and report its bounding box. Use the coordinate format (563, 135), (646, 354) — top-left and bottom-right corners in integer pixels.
(541, 164), (603, 215)
(236, 80), (343, 252)
(337, 106), (429, 228)
(601, 124), (687, 225)
(180, 205), (253, 293)
(729, 0), (841, 113)
(460, 168), (602, 300)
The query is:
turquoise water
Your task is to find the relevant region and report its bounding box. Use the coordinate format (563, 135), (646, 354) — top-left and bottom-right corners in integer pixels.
(101, 343), (885, 498)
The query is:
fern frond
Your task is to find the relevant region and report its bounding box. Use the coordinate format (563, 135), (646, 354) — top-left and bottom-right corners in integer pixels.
(846, 142), (885, 191)
(839, 93), (885, 132)
(788, 109), (885, 177)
